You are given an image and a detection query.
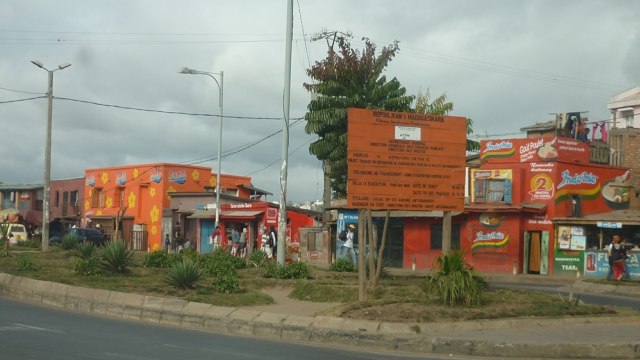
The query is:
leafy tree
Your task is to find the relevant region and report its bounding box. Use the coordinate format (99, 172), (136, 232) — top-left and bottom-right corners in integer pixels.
(413, 89), (480, 152)
(304, 36), (414, 198)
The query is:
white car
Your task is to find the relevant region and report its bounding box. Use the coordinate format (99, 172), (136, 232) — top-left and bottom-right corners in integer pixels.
(6, 224), (28, 242)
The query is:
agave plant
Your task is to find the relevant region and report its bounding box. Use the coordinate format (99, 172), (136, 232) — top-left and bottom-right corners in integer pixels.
(165, 259), (205, 289)
(426, 251), (484, 306)
(101, 240), (135, 273)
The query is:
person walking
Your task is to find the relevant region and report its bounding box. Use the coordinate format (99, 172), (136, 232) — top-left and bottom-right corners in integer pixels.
(269, 226), (278, 258)
(609, 235), (627, 281)
(211, 225), (221, 251)
(164, 234), (171, 253)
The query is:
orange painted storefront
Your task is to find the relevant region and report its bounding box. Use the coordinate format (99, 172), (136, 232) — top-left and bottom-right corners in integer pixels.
(84, 163), (215, 251)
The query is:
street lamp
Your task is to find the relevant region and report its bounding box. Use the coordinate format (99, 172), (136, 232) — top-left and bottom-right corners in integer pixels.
(179, 67), (224, 227)
(31, 60), (71, 251)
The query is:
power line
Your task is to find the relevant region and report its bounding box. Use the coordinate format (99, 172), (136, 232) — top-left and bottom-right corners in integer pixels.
(0, 95), (45, 104)
(0, 86), (44, 95)
(54, 96), (301, 120)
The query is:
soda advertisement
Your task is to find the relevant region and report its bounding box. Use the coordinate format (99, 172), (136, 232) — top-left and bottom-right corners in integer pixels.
(584, 251), (640, 279)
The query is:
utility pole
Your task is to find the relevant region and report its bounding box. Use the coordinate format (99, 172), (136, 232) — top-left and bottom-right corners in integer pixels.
(277, 0), (293, 265)
(31, 60), (71, 251)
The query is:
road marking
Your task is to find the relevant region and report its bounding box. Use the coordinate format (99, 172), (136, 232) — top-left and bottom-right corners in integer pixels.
(0, 322), (64, 333)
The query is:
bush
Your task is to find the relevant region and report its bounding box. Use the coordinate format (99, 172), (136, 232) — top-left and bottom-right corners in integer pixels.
(212, 264), (239, 294)
(248, 249), (269, 268)
(74, 257), (101, 276)
(165, 259), (205, 289)
(262, 261), (310, 280)
(143, 250), (174, 268)
(330, 258), (357, 272)
(426, 251), (485, 306)
(17, 239), (40, 248)
(180, 248), (201, 263)
(201, 247), (245, 276)
(16, 255), (39, 272)
(61, 233), (80, 250)
(74, 242), (97, 260)
(101, 241), (135, 273)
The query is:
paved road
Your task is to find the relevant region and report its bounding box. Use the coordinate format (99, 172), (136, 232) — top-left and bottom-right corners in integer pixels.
(492, 281), (640, 310)
(0, 296), (468, 360)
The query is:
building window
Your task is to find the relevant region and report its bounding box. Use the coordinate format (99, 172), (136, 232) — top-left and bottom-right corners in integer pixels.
(114, 187), (125, 208)
(70, 191), (78, 206)
(474, 179), (508, 203)
(55, 191), (60, 207)
(91, 188), (105, 208)
(430, 224), (461, 250)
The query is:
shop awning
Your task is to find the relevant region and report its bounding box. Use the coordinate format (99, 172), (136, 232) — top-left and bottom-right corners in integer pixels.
(554, 209), (640, 226)
(187, 209), (264, 220)
(187, 209), (216, 219)
(219, 210), (264, 220)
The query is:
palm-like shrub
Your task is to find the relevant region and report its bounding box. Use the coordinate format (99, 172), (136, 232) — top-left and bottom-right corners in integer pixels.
(426, 251), (484, 306)
(61, 233), (80, 250)
(101, 241), (135, 273)
(248, 249), (269, 268)
(165, 259), (205, 289)
(74, 242), (97, 260)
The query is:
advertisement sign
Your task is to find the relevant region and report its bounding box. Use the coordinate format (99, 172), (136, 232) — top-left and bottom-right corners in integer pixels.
(480, 137), (590, 164)
(553, 249), (583, 275)
(584, 251), (640, 279)
(471, 228), (509, 253)
(347, 108), (466, 211)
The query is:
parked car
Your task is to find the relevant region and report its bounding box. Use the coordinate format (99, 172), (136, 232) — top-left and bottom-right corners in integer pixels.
(5, 224), (28, 242)
(49, 227), (108, 246)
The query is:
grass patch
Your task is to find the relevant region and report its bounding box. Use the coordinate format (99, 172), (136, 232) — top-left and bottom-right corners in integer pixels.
(0, 249), (637, 323)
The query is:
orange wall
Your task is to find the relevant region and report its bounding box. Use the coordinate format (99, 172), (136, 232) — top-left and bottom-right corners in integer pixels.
(84, 163), (212, 251)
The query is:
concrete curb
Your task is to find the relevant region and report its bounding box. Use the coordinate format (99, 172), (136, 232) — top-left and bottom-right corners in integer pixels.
(1, 272), (640, 359)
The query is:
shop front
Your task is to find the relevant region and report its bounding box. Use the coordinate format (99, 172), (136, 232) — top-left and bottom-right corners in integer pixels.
(554, 211), (640, 279)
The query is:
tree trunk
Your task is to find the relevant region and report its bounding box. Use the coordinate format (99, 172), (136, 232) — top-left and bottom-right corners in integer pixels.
(442, 211), (452, 255)
(357, 209), (367, 301)
(367, 209), (375, 286)
(373, 209), (390, 288)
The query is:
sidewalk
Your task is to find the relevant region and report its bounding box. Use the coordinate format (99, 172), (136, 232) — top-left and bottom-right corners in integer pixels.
(1, 272), (639, 359)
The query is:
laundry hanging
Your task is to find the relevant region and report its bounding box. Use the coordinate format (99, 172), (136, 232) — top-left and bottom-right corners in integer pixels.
(591, 121), (608, 142)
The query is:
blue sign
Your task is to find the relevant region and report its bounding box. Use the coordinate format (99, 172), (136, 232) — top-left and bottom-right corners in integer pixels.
(584, 251), (640, 279)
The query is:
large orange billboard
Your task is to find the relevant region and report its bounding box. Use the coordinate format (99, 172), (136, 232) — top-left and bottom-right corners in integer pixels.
(347, 108), (466, 211)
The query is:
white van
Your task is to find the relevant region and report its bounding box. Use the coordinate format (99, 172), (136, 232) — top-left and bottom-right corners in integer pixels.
(6, 224), (28, 242)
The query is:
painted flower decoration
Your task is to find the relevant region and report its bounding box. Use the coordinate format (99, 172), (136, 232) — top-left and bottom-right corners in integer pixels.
(133, 168), (139, 178)
(166, 186), (176, 201)
(106, 196), (113, 208)
(128, 191), (136, 209)
(151, 225), (157, 236)
(149, 187), (156, 198)
(101, 172), (109, 184)
(150, 205), (159, 223)
(209, 176), (216, 187)
(192, 170), (200, 181)
(84, 200), (90, 210)
(96, 210), (103, 216)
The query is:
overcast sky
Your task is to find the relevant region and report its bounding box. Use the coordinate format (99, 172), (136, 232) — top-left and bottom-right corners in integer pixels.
(0, 0), (638, 203)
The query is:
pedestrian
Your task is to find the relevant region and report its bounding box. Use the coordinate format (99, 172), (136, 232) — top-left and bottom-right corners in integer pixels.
(164, 234), (171, 253)
(342, 224), (356, 263)
(239, 227), (247, 258)
(8, 232), (17, 247)
(622, 237), (632, 280)
(211, 225), (221, 251)
(231, 226), (240, 256)
(269, 226), (278, 258)
(609, 235), (627, 281)
(260, 226), (273, 259)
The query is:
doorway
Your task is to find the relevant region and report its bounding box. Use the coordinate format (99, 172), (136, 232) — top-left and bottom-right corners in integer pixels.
(524, 231), (549, 275)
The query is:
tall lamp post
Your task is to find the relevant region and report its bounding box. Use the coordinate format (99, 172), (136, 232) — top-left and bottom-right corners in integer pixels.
(179, 67), (224, 227)
(31, 60), (71, 251)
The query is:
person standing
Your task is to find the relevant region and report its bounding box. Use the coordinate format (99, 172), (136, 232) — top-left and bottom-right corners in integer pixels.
(164, 234), (171, 253)
(211, 225), (221, 251)
(343, 224), (356, 263)
(269, 226), (278, 258)
(231, 226), (240, 256)
(260, 226), (273, 259)
(239, 227), (247, 258)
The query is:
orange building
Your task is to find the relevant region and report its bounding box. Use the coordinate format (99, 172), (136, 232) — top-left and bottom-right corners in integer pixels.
(83, 163), (249, 251)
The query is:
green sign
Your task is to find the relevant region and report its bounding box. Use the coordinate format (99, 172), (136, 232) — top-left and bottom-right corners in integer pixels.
(553, 249), (584, 275)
